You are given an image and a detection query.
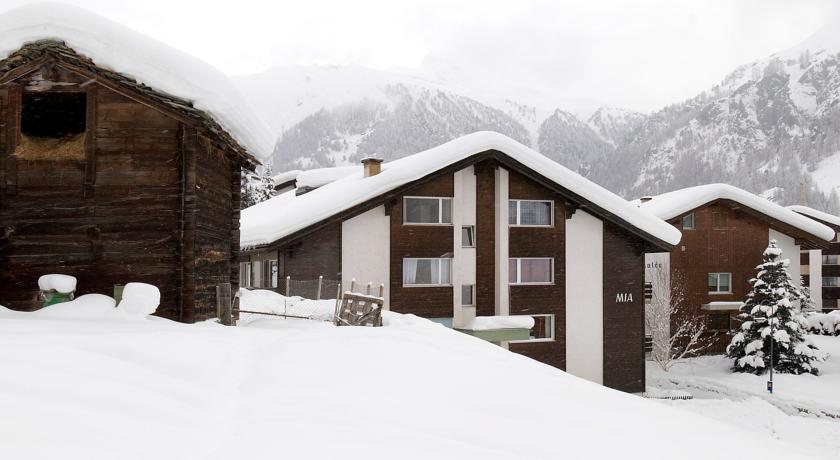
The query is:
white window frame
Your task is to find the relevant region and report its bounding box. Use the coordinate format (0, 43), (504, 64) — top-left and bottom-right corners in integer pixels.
(402, 257), (453, 287)
(403, 196), (453, 225)
(822, 254), (840, 265)
(508, 199), (554, 227)
(509, 314), (555, 343)
(708, 272), (732, 294)
(462, 225), (476, 248)
(461, 284), (475, 306)
(509, 257), (554, 285)
(682, 213), (695, 230)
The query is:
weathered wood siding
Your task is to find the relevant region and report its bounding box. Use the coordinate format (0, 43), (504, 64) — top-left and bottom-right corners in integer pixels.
(0, 66), (244, 322)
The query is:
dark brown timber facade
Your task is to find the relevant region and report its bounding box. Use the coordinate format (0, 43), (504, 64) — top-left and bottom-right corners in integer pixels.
(0, 40), (257, 321)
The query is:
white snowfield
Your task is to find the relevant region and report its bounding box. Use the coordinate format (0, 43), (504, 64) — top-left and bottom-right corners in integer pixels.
(788, 204), (840, 228)
(241, 131), (683, 248)
(0, 3), (274, 159)
(636, 183), (835, 242)
(0, 303), (813, 460)
(461, 314), (535, 331)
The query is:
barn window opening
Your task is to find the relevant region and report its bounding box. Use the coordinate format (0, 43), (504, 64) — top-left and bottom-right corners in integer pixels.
(15, 91), (86, 161)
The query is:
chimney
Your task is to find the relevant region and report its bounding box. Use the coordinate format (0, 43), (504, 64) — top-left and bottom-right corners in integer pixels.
(639, 196), (653, 203)
(361, 157), (383, 177)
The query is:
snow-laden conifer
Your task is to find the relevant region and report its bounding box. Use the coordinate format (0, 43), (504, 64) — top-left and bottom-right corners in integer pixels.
(725, 240), (825, 375)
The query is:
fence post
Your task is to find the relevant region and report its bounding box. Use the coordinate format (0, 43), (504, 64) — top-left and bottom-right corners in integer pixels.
(316, 275), (323, 301)
(350, 278), (356, 293)
(334, 282), (342, 324)
(285, 275), (291, 297)
(378, 283), (385, 298)
(366, 282), (372, 295)
(216, 283), (232, 326)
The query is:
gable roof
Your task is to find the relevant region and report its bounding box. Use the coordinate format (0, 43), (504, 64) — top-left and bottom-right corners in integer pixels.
(0, 3), (274, 165)
(636, 184), (835, 242)
(241, 131), (683, 249)
(788, 205), (840, 230)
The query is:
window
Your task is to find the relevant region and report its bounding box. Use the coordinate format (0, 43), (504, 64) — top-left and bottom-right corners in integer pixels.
(21, 92), (86, 139)
(252, 261), (263, 288)
(708, 272), (732, 294)
(682, 213), (695, 229)
(509, 258), (553, 284)
(461, 226), (475, 247)
(240, 262), (252, 288)
(708, 313), (731, 331)
(461, 284), (475, 306)
(268, 260), (279, 288)
(644, 282), (653, 304)
(403, 258), (452, 286)
(822, 255), (840, 265)
(404, 197), (452, 224)
(509, 200), (553, 226)
(823, 277), (840, 287)
(510, 314), (555, 343)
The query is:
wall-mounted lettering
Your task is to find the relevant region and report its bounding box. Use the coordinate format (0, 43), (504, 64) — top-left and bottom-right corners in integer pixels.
(615, 293), (633, 303)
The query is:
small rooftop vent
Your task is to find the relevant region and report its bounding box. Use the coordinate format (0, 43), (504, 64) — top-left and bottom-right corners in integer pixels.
(361, 157), (383, 177)
(639, 196), (654, 203)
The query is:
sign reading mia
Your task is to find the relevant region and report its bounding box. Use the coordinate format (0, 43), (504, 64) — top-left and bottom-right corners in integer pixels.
(615, 293), (633, 303)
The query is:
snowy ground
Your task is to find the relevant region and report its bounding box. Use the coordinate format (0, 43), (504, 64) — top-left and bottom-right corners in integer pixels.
(0, 296), (825, 460)
(647, 335), (840, 459)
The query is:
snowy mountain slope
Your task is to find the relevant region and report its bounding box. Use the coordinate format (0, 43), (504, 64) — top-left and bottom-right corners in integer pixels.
(596, 17), (840, 212)
(0, 303), (816, 460)
(586, 106), (645, 148)
(233, 64), (612, 172)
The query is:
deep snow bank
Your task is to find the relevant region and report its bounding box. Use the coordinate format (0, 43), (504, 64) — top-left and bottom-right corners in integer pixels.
(0, 305), (814, 460)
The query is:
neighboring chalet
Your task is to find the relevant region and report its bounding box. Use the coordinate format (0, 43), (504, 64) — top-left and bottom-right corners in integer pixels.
(240, 131), (682, 392)
(788, 205), (840, 312)
(0, 5), (274, 321)
(638, 185), (834, 352)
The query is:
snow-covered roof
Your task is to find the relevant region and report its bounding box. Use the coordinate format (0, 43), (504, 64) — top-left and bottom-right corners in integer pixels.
(241, 131), (683, 248)
(273, 166), (360, 189)
(0, 3), (274, 160)
(787, 205), (840, 229)
(636, 184), (835, 242)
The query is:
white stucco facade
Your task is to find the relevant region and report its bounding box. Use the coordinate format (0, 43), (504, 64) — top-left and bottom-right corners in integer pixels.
(807, 249), (823, 309)
(769, 229), (801, 289)
(341, 205), (390, 308)
(565, 210), (604, 384)
(453, 167), (477, 328)
(494, 167), (510, 316)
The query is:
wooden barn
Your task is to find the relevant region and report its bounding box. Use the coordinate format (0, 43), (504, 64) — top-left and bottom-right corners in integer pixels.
(0, 11), (273, 321)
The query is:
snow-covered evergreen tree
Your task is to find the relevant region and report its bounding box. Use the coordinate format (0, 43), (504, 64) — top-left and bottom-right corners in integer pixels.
(725, 240), (824, 375)
(241, 165), (275, 209)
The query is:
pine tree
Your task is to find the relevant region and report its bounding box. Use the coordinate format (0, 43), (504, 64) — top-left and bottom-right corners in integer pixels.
(241, 165), (276, 209)
(726, 240), (824, 375)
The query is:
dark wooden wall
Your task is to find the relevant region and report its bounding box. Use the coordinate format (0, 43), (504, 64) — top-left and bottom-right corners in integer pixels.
(669, 202), (770, 352)
(474, 162), (496, 317)
(602, 222), (646, 393)
(0, 64), (243, 322)
(389, 173), (455, 318)
(506, 170), (566, 369)
(250, 223), (342, 283)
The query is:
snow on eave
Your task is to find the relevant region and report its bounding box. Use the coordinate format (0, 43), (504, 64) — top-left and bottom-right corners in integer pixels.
(636, 184), (835, 242)
(788, 205), (840, 229)
(240, 131), (682, 249)
(0, 3), (274, 160)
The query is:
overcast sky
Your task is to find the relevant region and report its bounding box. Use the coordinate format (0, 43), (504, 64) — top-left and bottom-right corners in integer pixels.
(3, 0), (838, 113)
